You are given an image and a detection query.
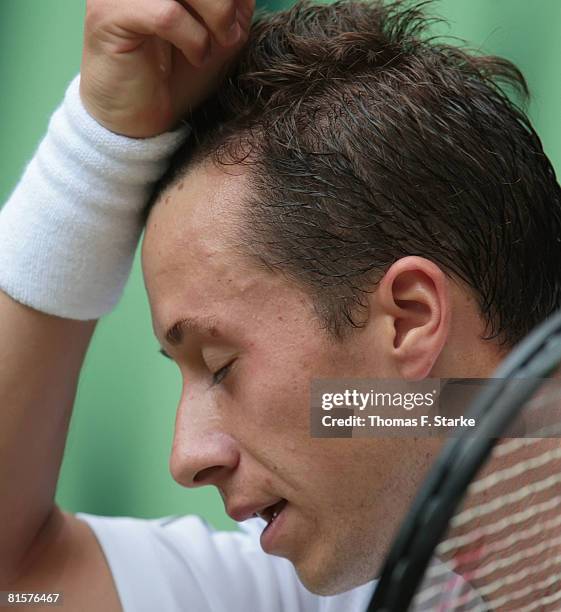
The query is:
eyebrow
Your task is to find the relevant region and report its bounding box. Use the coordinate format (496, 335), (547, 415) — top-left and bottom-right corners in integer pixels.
(163, 315), (220, 348)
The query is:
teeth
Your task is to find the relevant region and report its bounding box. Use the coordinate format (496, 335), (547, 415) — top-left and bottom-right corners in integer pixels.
(254, 500), (285, 524)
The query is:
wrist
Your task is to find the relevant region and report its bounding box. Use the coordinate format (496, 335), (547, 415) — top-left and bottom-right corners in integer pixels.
(0, 74), (189, 320)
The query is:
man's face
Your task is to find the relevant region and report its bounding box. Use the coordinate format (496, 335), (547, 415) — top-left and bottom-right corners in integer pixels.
(142, 160), (434, 594)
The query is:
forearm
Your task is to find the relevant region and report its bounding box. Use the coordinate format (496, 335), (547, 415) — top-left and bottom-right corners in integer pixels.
(0, 291), (95, 580)
(0, 76), (187, 580)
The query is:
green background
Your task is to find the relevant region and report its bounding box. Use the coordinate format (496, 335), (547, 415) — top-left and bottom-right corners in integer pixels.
(1, 1), (559, 531)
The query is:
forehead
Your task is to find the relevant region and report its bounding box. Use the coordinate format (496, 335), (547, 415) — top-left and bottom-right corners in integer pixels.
(145, 158), (246, 252)
(141, 160), (315, 342)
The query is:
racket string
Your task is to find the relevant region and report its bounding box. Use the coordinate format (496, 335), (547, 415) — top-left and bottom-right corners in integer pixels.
(411, 441), (561, 611)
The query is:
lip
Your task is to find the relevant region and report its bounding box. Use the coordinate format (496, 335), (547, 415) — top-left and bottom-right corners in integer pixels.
(260, 501), (289, 554)
(226, 498), (283, 523)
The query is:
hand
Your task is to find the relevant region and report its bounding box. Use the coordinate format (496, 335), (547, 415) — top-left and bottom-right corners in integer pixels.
(80, 0), (254, 138)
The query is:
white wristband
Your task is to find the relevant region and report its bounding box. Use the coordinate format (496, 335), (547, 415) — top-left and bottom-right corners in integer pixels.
(0, 75), (188, 320)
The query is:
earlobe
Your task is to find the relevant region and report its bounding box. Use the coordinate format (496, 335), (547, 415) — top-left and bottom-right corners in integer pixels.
(377, 257), (451, 380)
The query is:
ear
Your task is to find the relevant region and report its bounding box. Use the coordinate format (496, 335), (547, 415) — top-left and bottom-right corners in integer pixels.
(376, 257), (451, 380)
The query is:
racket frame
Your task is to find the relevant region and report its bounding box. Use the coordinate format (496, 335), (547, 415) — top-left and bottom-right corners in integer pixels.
(367, 309), (561, 611)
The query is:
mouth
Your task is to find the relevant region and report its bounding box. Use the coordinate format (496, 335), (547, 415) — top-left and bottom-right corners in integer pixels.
(255, 498), (288, 532)
(257, 499), (289, 554)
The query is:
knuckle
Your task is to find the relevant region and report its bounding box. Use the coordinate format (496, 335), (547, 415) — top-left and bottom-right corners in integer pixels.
(84, 1), (106, 30)
(206, 0), (236, 29)
(190, 27), (210, 55)
(155, 2), (184, 31)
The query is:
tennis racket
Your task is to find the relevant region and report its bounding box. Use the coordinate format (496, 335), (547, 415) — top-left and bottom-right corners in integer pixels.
(367, 308), (561, 611)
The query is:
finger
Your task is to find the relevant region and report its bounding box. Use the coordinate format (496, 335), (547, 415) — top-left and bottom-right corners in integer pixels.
(127, 0), (211, 67)
(184, 0), (242, 48)
(236, 0), (256, 32)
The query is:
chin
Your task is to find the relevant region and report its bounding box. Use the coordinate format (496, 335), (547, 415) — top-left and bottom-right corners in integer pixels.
(294, 555), (377, 597)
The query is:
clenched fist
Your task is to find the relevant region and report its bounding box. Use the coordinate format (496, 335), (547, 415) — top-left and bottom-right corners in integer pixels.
(80, 0), (254, 138)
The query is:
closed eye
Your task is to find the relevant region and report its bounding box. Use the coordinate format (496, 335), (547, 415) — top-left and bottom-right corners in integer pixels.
(212, 360), (235, 386)
(159, 349), (234, 386)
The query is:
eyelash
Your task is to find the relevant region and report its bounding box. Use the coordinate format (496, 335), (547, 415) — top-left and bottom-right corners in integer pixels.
(159, 349), (234, 387)
(212, 361), (234, 386)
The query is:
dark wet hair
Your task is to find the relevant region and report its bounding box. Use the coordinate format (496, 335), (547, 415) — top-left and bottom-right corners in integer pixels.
(148, 0), (561, 346)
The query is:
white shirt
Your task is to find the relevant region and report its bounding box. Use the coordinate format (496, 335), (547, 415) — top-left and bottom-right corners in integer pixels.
(77, 513), (376, 612)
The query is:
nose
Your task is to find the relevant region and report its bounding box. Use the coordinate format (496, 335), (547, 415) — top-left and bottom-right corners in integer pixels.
(169, 387), (240, 488)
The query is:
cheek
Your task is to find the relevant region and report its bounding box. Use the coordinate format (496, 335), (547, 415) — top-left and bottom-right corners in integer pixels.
(239, 358), (311, 439)
(225, 341), (326, 462)
(225, 326), (387, 478)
